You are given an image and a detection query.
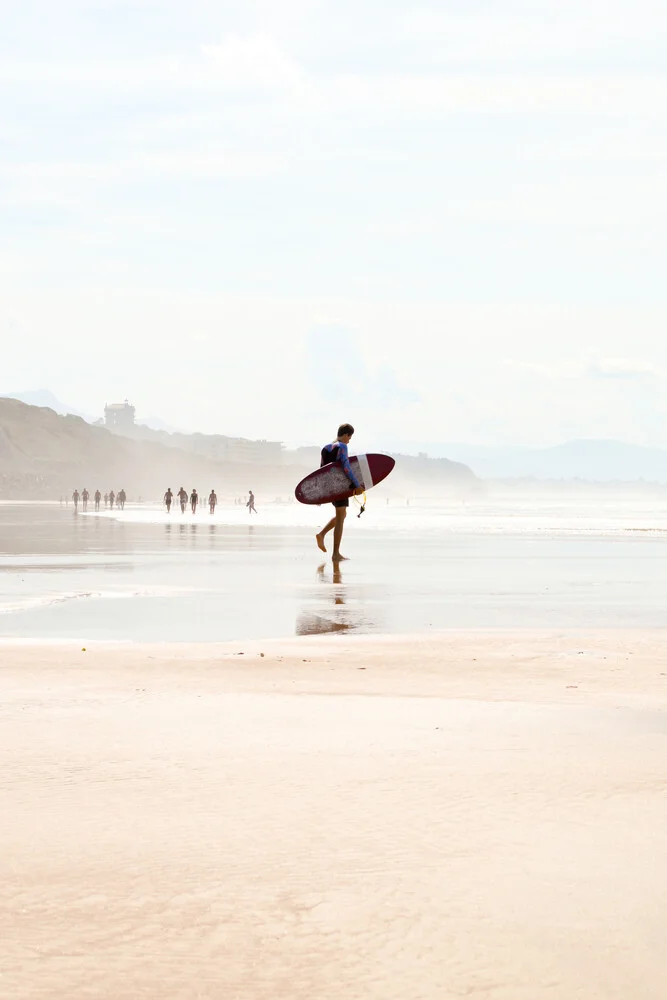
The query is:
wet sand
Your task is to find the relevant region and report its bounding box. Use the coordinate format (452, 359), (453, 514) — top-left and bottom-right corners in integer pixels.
(3, 631), (667, 999)
(4, 502), (667, 641)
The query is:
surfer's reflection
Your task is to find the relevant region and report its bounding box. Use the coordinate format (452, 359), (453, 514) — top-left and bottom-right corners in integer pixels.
(295, 563), (352, 635)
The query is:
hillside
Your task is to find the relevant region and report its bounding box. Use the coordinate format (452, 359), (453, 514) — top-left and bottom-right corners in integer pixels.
(0, 399), (290, 499)
(0, 399), (477, 500)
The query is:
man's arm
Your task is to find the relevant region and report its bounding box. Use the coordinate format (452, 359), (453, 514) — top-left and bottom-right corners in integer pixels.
(338, 442), (361, 488)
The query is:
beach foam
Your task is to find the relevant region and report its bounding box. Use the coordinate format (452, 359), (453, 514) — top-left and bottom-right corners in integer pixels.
(85, 496), (667, 536)
(0, 585), (198, 616)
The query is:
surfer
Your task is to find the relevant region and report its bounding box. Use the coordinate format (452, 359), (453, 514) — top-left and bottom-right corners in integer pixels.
(246, 490), (257, 514)
(164, 488), (173, 513)
(208, 490), (217, 514)
(315, 423), (364, 561)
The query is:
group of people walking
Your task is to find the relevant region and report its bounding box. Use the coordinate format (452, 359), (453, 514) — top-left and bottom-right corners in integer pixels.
(68, 487), (258, 515)
(71, 489), (126, 512)
(163, 488), (257, 515)
(163, 487), (210, 515)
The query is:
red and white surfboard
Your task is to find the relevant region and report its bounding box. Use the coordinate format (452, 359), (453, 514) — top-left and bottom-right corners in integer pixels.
(295, 454), (395, 505)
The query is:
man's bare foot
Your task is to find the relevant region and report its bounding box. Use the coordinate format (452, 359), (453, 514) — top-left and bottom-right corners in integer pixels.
(332, 552), (349, 562)
(316, 532), (327, 553)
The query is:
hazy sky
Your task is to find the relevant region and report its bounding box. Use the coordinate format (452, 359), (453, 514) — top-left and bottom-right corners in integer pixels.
(1, 0), (666, 450)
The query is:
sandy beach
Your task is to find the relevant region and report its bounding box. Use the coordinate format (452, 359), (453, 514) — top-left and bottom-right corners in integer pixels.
(2, 631), (667, 999)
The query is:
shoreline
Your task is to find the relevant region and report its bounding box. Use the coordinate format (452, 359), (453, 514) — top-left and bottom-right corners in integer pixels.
(3, 631), (667, 998)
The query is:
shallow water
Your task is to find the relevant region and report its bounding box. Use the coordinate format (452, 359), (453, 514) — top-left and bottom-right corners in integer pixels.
(1, 498), (667, 641)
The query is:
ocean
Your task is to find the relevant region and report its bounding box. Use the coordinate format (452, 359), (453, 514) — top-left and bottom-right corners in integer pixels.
(1, 494), (667, 641)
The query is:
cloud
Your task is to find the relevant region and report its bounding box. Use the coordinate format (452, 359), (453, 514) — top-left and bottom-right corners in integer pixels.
(3, 40), (665, 121)
(0, 57), (177, 93)
(0, 149), (288, 218)
(0, 34), (304, 98)
(327, 73), (667, 118)
(506, 356), (665, 378)
(307, 325), (420, 410)
(201, 35), (303, 90)
(504, 360), (585, 380)
(586, 358), (664, 380)
(399, 3), (667, 67)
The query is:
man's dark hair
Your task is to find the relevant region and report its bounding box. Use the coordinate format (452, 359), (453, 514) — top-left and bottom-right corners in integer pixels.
(338, 423), (355, 438)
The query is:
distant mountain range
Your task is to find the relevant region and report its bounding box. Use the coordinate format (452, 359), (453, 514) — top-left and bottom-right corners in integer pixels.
(406, 440), (667, 484)
(0, 389), (93, 421)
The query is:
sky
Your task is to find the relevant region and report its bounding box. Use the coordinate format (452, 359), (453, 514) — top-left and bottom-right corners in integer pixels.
(1, 0), (666, 451)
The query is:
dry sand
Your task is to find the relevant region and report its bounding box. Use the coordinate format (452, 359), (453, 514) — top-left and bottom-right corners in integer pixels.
(2, 631), (667, 999)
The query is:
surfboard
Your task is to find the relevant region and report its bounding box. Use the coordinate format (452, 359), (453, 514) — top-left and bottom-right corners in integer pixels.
(295, 453), (395, 505)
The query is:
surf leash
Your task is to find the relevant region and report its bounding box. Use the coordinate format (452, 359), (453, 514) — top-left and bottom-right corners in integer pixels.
(353, 491), (367, 517)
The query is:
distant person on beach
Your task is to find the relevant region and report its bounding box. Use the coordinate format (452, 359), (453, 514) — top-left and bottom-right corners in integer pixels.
(72, 489), (80, 510)
(246, 490), (257, 514)
(164, 488), (173, 513)
(315, 423), (363, 562)
(118, 489), (126, 511)
(190, 489), (198, 514)
(94, 490), (101, 511)
(177, 487), (188, 514)
(82, 488), (89, 511)
(208, 490), (217, 514)
(109, 490), (115, 509)
(104, 493), (108, 508)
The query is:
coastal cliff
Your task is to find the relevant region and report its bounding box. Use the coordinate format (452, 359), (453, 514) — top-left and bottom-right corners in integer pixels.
(0, 398), (477, 499)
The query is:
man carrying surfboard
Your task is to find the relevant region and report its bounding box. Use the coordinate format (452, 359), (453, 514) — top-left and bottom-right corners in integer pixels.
(316, 423), (364, 561)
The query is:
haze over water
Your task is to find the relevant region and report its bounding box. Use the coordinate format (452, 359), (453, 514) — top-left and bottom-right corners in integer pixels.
(2, 495), (667, 642)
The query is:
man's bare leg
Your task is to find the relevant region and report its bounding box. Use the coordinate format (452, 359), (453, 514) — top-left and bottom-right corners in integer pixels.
(332, 508), (347, 561)
(316, 515), (336, 553)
